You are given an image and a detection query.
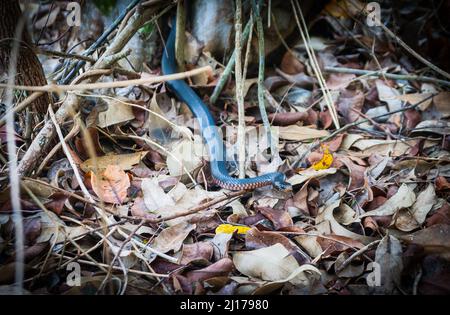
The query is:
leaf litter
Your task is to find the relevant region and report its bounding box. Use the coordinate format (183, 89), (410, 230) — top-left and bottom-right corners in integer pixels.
(0, 0), (449, 295)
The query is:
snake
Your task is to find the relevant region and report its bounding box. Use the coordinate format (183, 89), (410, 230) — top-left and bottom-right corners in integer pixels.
(161, 18), (291, 192)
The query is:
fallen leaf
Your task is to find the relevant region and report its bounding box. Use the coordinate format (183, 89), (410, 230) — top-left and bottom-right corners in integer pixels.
(374, 234), (403, 294)
(215, 224), (251, 235)
(245, 228), (311, 265)
(426, 203), (450, 227)
(312, 144), (334, 171)
(280, 52), (305, 74)
(151, 221), (196, 254)
(326, 73), (356, 90)
(351, 139), (418, 156)
(395, 93), (433, 111)
(432, 92), (450, 117)
(399, 224), (450, 255)
(278, 125), (329, 141)
(339, 156), (366, 190)
(376, 79), (402, 111)
(257, 206), (293, 230)
(294, 235), (323, 258)
(97, 97), (136, 128)
(233, 243), (320, 285)
(288, 168), (337, 186)
(184, 258), (233, 283)
(141, 177), (175, 212)
(360, 184), (416, 218)
(335, 251), (365, 278)
(179, 242), (214, 265)
(81, 152), (148, 172)
(337, 89), (365, 123)
(210, 233), (233, 261)
(411, 120), (450, 136)
(395, 184), (436, 231)
(317, 198), (376, 244)
(90, 165), (130, 204)
(166, 135), (205, 177)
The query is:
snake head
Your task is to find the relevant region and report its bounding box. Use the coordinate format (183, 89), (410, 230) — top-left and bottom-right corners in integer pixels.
(273, 174), (292, 192)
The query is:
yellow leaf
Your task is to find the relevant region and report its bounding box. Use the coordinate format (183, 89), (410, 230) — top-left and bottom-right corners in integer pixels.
(312, 144), (333, 170)
(215, 224), (251, 235)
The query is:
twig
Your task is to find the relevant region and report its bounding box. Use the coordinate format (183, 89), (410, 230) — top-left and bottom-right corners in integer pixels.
(4, 12), (25, 295)
(210, 17), (253, 105)
(291, 0), (340, 129)
(59, 0), (143, 84)
(54, 254), (169, 278)
(252, 0), (275, 155)
(324, 67), (450, 88)
(235, 0), (246, 179)
(37, 49), (95, 63)
(36, 119), (80, 174)
(347, 0), (450, 81)
(0, 66), (212, 92)
(48, 106), (93, 203)
(98, 220), (145, 294)
(175, 0), (186, 71)
(0, 91), (43, 127)
(335, 240), (381, 274)
(17, 7), (200, 176)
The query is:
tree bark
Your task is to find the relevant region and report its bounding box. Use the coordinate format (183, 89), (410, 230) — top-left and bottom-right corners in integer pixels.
(0, 0), (51, 119)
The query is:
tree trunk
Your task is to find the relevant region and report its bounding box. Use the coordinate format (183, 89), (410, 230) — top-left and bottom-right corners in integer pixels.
(0, 0), (51, 120)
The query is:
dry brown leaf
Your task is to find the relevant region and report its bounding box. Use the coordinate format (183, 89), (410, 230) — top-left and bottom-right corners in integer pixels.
(179, 242), (214, 265)
(151, 221), (196, 254)
(91, 165), (130, 204)
(256, 206), (293, 230)
(375, 79), (402, 111)
(278, 125), (329, 141)
(245, 228), (311, 264)
(432, 92), (450, 117)
(374, 234), (403, 294)
(287, 168), (337, 186)
(360, 184), (416, 218)
(316, 198), (376, 244)
(395, 184), (436, 231)
(395, 93), (433, 110)
(326, 73), (356, 90)
(97, 97), (136, 128)
(81, 152), (148, 172)
(233, 243), (320, 285)
(351, 139), (418, 156)
(280, 52), (305, 74)
(399, 224), (450, 256)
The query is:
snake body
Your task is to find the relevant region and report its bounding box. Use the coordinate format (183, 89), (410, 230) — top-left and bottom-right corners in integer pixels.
(162, 19), (291, 191)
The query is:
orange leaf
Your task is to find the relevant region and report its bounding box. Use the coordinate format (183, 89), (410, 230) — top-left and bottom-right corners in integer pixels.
(91, 165), (130, 204)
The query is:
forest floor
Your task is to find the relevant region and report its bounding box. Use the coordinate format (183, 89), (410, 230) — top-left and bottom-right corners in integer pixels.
(0, 0), (449, 295)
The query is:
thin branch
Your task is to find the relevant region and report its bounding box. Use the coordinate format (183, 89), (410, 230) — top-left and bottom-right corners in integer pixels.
(324, 66), (450, 88)
(0, 66), (212, 92)
(252, 0), (275, 155)
(235, 0), (246, 179)
(210, 17), (253, 105)
(335, 240), (381, 274)
(291, 0), (340, 129)
(347, 0), (450, 80)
